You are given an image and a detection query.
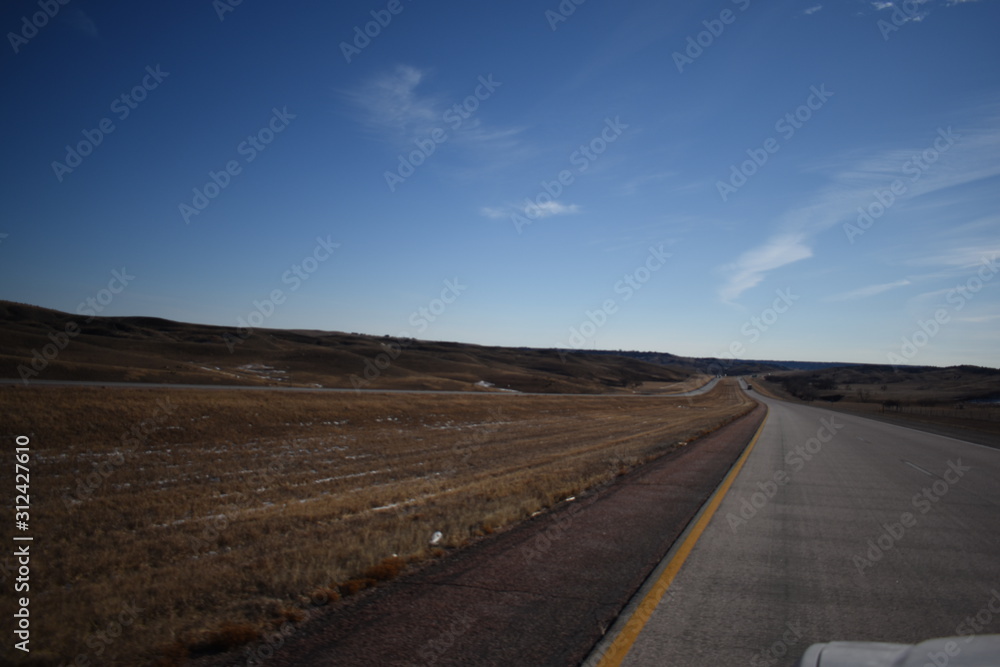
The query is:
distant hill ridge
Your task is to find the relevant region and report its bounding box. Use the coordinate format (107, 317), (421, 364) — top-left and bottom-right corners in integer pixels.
(0, 301), (689, 393)
(2, 300), (992, 391)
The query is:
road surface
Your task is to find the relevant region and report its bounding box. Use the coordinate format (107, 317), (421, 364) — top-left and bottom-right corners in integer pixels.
(668, 376), (719, 397)
(590, 390), (1000, 666)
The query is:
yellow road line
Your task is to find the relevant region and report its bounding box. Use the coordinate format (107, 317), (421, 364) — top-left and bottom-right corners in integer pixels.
(593, 409), (770, 667)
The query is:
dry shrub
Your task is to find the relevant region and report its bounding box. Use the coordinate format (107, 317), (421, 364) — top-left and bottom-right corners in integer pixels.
(152, 642), (188, 667)
(339, 578), (377, 597)
(270, 605), (306, 624)
(307, 586), (341, 606)
(185, 622), (261, 656)
(364, 556), (407, 582)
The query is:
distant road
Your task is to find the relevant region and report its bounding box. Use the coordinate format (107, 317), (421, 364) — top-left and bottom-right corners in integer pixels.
(591, 391), (1000, 666)
(0, 377), (720, 397)
(666, 376), (719, 397)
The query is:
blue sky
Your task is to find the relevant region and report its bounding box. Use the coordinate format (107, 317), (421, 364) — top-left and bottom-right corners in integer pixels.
(1, 0), (998, 367)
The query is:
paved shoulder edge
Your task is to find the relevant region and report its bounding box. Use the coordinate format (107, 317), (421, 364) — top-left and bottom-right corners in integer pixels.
(582, 401), (770, 667)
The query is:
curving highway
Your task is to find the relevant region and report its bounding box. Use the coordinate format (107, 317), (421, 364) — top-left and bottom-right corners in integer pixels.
(591, 390), (1000, 666)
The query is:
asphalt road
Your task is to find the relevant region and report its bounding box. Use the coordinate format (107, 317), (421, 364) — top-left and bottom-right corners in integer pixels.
(671, 375), (718, 396)
(593, 391), (1000, 666)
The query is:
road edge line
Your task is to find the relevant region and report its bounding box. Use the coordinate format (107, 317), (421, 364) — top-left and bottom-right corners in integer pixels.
(583, 404), (770, 667)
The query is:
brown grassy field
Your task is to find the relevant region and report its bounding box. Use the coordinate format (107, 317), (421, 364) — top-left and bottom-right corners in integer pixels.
(0, 381), (753, 666)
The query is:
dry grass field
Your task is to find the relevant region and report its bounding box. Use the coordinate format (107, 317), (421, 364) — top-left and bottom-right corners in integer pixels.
(0, 381), (753, 666)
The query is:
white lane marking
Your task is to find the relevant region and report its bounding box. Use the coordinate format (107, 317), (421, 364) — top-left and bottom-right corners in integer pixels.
(903, 460), (934, 477)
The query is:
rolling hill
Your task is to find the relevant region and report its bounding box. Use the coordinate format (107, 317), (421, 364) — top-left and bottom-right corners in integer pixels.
(0, 301), (696, 393)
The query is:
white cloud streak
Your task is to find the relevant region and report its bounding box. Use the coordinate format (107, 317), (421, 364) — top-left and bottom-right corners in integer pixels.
(719, 234), (813, 303)
(826, 279), (911, 302)
(717, 106), (1000, 302)
(343, 65), (526, 159)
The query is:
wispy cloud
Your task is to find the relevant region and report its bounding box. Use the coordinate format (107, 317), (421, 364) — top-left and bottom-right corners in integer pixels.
(343, 65), (440, 139)
(803, 5), (824, 15)
(617, 171), (675, 196)
(716, 105), (1000, 302)
(719, 234), (812, 303)
(956, 313), (1000, 323)
(479, 200), (581, 221)
(479, 207), (507, 220)
(535, 201), (581, 217)
(343, 65), (526, 161)
(869, 0), (979, 22)
(826, 279), (911, 302)
(904, 245), (1000, 270)
(871, 0), (931, 21)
